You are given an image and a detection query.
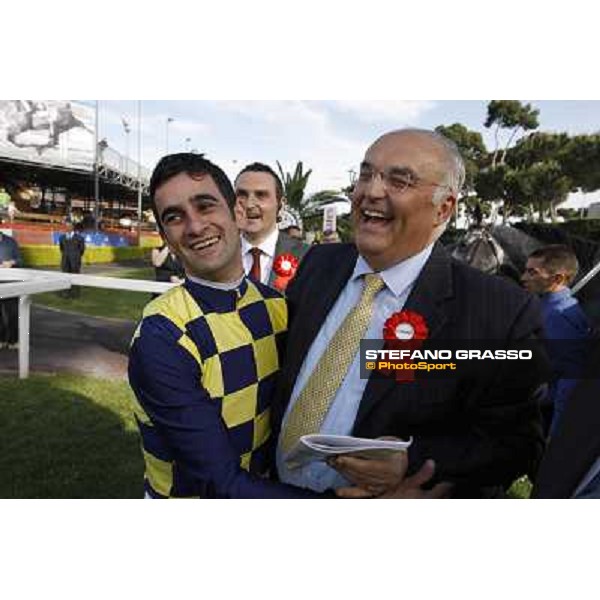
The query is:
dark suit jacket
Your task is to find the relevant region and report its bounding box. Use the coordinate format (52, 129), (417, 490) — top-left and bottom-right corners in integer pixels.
(273, 242), (547, 497)
(267, 232), (310, 288)
(59, 233), (86, 273)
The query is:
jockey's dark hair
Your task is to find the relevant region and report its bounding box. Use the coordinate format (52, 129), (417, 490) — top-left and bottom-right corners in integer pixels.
(149, 153), (236, 233)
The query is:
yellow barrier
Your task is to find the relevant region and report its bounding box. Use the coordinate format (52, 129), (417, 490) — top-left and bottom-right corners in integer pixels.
(140, 234), (163, 249)
(20, 245), (152, 267)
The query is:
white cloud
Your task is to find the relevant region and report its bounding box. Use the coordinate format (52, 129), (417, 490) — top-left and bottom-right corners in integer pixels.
(94, 100), (436, 192)
(204, 100), (448, 192)
(205, 101), (366, 193)
(331, 100), (436, 123)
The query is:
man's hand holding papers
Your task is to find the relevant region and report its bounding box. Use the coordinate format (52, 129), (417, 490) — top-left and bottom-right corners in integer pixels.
(284, 434), (411, 470)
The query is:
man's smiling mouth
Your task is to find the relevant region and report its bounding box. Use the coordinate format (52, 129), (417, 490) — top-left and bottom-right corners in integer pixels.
(360, 208), (392, 223)
(189, 235), (220, 250)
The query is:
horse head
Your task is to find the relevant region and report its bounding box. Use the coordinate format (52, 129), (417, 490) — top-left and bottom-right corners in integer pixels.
(451, 226), (507, 275)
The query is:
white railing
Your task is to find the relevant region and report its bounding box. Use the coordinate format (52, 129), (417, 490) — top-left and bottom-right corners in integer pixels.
(572, 261), (600, 294)
(0, 268), (173, 379)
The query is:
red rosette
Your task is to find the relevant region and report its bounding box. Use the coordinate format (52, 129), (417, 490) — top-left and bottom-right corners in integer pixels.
(272, 253), (299, 292)
(273, 253), (299, 278)
(383, 310), (428, 341)
(380, 310), (428, 383)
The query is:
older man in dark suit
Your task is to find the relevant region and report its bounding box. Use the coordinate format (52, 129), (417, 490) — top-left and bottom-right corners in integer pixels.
(273, 129), (546, 498)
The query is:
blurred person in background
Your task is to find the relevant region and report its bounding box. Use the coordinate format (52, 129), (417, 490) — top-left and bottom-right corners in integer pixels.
(521, 244), (592, 436)
(0, 231), (22, 349)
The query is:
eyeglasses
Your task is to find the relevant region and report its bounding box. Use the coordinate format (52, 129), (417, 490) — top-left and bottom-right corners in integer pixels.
(356, 165), (449, 195)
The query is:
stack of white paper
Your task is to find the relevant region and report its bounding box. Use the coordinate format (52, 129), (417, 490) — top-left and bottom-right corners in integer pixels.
(285, 434), (412, 469)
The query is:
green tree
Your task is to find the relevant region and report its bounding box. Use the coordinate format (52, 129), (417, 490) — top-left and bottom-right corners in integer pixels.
(436, 123), (489, 227)
(505, 161), (571, 222)
(560, 134), (600, 192)
(485, 100), (539, 167)
(475, 163), (510, 206)
(435, 123), (487, 195)
(503, 166), (537, 221)
(506, 132), (600, 220)
(527, 160), (572, 221)
(507, 131), (570, 169)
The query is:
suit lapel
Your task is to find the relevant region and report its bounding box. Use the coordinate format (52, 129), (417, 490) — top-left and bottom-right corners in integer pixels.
(355, 243), (454, 427)
(269, 232), (309, 287)
(269, 233), (288, 287)
(287, 244), (358, 386)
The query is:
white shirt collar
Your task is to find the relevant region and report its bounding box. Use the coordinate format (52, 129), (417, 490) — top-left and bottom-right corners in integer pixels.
(186, 273), (245, 291)
(241, 227), (279, 258)
(352, 243), (434, 298)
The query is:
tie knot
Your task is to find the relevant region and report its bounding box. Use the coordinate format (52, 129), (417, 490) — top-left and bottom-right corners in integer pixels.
(362, 273), (384, 299)
(250, 247), (261, 258)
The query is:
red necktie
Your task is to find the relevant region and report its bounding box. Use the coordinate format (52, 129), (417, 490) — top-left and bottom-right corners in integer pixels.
(250, 247), (262, 281)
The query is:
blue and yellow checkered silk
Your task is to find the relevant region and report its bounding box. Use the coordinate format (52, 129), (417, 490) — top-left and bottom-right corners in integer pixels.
(128, 277), (287, 498)
(281, 273), (384, 454)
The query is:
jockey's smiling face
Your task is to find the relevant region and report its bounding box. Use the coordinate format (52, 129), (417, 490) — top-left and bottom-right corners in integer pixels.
(351, 131), (456, 271)
(154, 172), (243, 283)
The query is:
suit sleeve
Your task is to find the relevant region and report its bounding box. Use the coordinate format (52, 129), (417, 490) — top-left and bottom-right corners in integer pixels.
(129, 315), (326, 499)
(408, 295), (547, 492)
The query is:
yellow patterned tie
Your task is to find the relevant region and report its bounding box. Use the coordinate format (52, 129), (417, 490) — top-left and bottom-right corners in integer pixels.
(281, 273), (385, 454)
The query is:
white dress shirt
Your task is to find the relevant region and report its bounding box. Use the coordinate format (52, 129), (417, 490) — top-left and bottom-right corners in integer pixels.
(240, 228), (279, 285)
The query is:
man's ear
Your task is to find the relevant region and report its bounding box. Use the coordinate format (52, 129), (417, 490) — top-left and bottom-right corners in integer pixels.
(234, 200), (247, 230)
(436, 195), (456, 226)
(553, 272), (569, 287)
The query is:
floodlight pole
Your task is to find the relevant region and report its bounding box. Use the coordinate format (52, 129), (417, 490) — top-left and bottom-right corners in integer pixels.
(94, 100), (100, 230)
(166, 117), (173, 154)
(137, 100), (143, 246)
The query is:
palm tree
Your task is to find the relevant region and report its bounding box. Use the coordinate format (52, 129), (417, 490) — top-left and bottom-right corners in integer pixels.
(276, 161), (313, 218)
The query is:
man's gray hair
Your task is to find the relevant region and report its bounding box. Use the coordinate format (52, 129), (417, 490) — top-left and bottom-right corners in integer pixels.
(393, 128), (466, 205)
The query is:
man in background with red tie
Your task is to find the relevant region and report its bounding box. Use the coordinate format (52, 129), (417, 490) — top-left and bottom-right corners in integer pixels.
(235, 163), (308, 292)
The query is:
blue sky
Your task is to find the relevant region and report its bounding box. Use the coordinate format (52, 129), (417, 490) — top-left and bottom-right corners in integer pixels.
(89, 100), (600, 207)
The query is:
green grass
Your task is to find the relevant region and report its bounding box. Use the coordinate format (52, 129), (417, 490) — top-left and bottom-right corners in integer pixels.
(33, 267), (155, 321)
(507, 476), (532, 499)
(0, 373), (143, 498)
